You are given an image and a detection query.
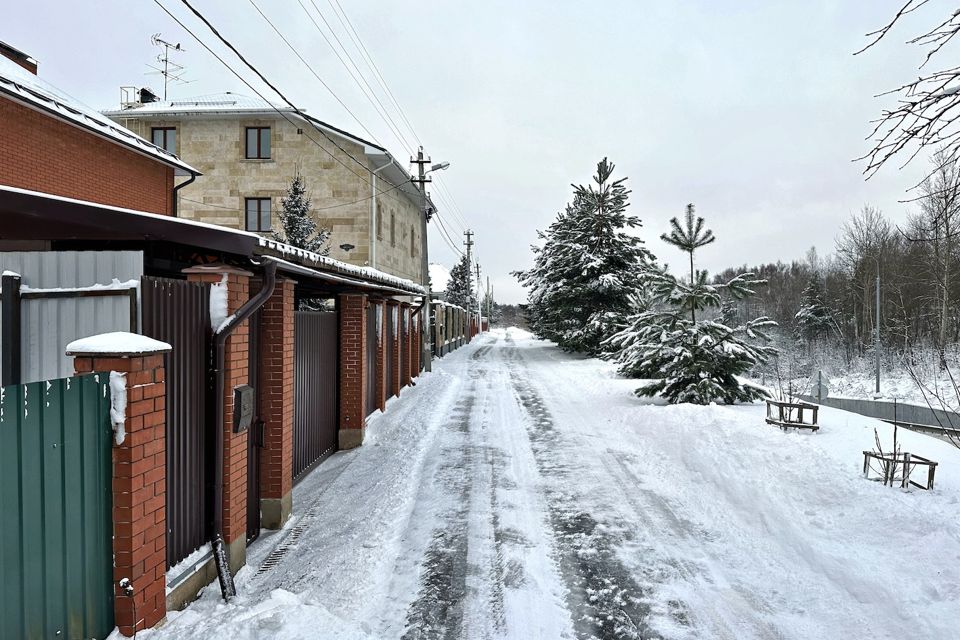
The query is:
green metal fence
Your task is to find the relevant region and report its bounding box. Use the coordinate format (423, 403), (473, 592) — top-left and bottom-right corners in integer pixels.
(1, 373), (114, 640)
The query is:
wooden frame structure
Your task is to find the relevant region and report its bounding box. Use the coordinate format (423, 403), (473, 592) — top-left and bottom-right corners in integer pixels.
(862, 450), (938, 490)
(765, 399), (820, 432)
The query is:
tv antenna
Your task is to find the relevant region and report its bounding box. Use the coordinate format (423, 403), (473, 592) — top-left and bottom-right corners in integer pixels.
(149, 34), (188, 100)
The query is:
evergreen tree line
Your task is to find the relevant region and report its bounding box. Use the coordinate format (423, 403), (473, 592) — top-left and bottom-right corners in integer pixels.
(718, 151), (960, 367)
(514, 159), (776, 405)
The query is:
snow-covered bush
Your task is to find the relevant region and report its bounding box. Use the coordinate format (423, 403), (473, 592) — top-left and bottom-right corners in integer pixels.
(608, 207), (777, 404)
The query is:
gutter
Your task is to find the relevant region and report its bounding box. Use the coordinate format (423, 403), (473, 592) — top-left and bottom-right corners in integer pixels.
(209, 260), (277, 601)
(172, 172), (197, 218)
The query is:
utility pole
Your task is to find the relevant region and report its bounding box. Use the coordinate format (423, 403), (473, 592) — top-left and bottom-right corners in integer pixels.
(875, 270), (881, 396)
(411, 148), (433, 372)
(464, 229), (474, 269)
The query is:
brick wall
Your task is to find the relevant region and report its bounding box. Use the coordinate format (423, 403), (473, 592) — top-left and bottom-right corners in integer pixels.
(0, 98), (175, 214)
(339, 294), (367, 448)
(259, 279), (294, 526)
(185, 268), (251, 549)
(73, 352), (168, 636)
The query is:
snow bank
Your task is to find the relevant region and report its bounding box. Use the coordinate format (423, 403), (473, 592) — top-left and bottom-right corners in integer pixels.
(65, 332), (171, 355)
(114, 588), (379, 640)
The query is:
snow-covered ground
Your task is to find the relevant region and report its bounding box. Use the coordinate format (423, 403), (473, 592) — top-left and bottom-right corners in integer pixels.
(124, 329), (960, 640)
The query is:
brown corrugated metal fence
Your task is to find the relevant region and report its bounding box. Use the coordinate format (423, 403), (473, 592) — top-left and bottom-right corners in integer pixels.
(293, 311), (338, 481)
(141, 276), (211, 570)
(365, 304), (378, 416)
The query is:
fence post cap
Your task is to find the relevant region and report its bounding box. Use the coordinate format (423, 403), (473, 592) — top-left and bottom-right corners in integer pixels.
(65, 331), (172, 357)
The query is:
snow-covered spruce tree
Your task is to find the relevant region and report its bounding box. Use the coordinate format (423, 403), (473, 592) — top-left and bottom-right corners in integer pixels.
(445, 254), (476, 310)
(794, 273), (837, 351)
(514, 158), (654, 355)
(272, 172), (330, 256)
(608, 206), (777, 404)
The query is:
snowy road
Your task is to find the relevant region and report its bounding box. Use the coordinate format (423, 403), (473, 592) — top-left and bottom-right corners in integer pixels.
(136, 329), (960, 640)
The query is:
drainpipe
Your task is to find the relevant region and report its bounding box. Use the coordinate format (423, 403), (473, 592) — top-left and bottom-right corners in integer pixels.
(370, 159), (392, 269)
(210, 260), (277, 601)
(172, 172), (197, 218)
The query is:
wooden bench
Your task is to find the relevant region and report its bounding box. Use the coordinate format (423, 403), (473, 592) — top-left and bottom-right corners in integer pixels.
(863, 450), (938, 490)
(765, 399), (819, 432)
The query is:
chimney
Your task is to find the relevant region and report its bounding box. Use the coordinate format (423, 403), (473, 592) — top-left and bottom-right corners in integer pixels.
(0, 40), (37, 74)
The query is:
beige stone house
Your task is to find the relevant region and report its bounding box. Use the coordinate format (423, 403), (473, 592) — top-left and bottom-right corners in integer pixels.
(104, 92), (428, 284)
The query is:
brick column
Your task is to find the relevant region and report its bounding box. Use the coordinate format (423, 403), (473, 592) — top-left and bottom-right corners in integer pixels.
(400, 303), (411, 389)
(388, 302), (402, 397)
(184, 265), (251, 574)
(69, 335), (171, 637)
(373, 300), (388, 412)
(339, 293), (367, 449)
(411, 313), (421, 377)
(259, 278), (295, 529)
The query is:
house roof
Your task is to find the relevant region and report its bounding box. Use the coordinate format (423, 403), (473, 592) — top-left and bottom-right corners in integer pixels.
(0, 57), (198, 177)
(0, 185), (425, 296)
(104, 92), (436, 212)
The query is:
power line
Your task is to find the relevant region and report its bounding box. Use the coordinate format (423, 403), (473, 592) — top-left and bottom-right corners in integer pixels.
(325, 0), (423, 148)
(180, 178), (410, 213)
(157, 0), (463, 261)
(245, 0), (381, 145)
(298, 0), (416, 156)
(153, 0), (378, 191)
(167, 0), (406, 193)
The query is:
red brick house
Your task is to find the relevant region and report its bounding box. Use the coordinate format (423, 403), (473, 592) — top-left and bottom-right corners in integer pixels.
(0, 42), (198, 215)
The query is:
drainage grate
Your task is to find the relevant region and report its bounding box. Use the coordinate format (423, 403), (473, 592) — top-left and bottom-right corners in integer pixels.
(256, 504), (318, 575)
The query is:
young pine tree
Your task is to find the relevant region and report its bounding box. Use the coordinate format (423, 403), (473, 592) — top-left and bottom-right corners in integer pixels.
(608, 207), (777, 404)
(794, 274), (836, 351)
(445, 254), (476, 310)
(514, 158), (653, 355)
(273, 172), (330, 255)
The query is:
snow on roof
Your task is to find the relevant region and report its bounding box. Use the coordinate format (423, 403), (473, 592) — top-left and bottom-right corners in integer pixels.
(103, 92), (289, 116)
(0, 56), (198, 177)
(429, 263), (451, 293)
(0, 184), (425, 296)
(66, 331), (172, 356)
(258, 237), (425, 295)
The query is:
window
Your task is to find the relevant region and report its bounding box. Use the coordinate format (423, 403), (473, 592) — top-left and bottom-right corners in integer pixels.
(376, 201), (383, 240)
(151, 127), (176, 153)
(390, 211), (396, 246)
(245, 127), (271, 159)
(410, 225), (417, 257)
(245, 198), (272, 231)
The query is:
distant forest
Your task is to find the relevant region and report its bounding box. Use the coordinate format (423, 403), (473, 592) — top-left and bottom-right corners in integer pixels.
(718, 153), (960, 366)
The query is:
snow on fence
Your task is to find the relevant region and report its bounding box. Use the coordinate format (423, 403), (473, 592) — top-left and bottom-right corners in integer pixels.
(0, 251), (143, 384)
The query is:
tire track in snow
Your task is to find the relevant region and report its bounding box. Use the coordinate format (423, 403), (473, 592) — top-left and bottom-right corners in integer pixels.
(501, 332), (656, 640)
(402, 335), (511, 640)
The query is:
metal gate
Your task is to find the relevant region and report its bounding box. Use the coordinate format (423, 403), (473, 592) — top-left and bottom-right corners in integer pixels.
(386, 306), (396, 397)
(247, 308), (263, 543)
(293, 311), (338, 481)
(141, 276), (211, 569)
(0, 374), (114, 640)
(400, 307), (410, 385)
(365, 303), (378, 416)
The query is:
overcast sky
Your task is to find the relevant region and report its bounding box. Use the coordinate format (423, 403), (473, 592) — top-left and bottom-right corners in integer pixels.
(5, 1), (939, 302)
